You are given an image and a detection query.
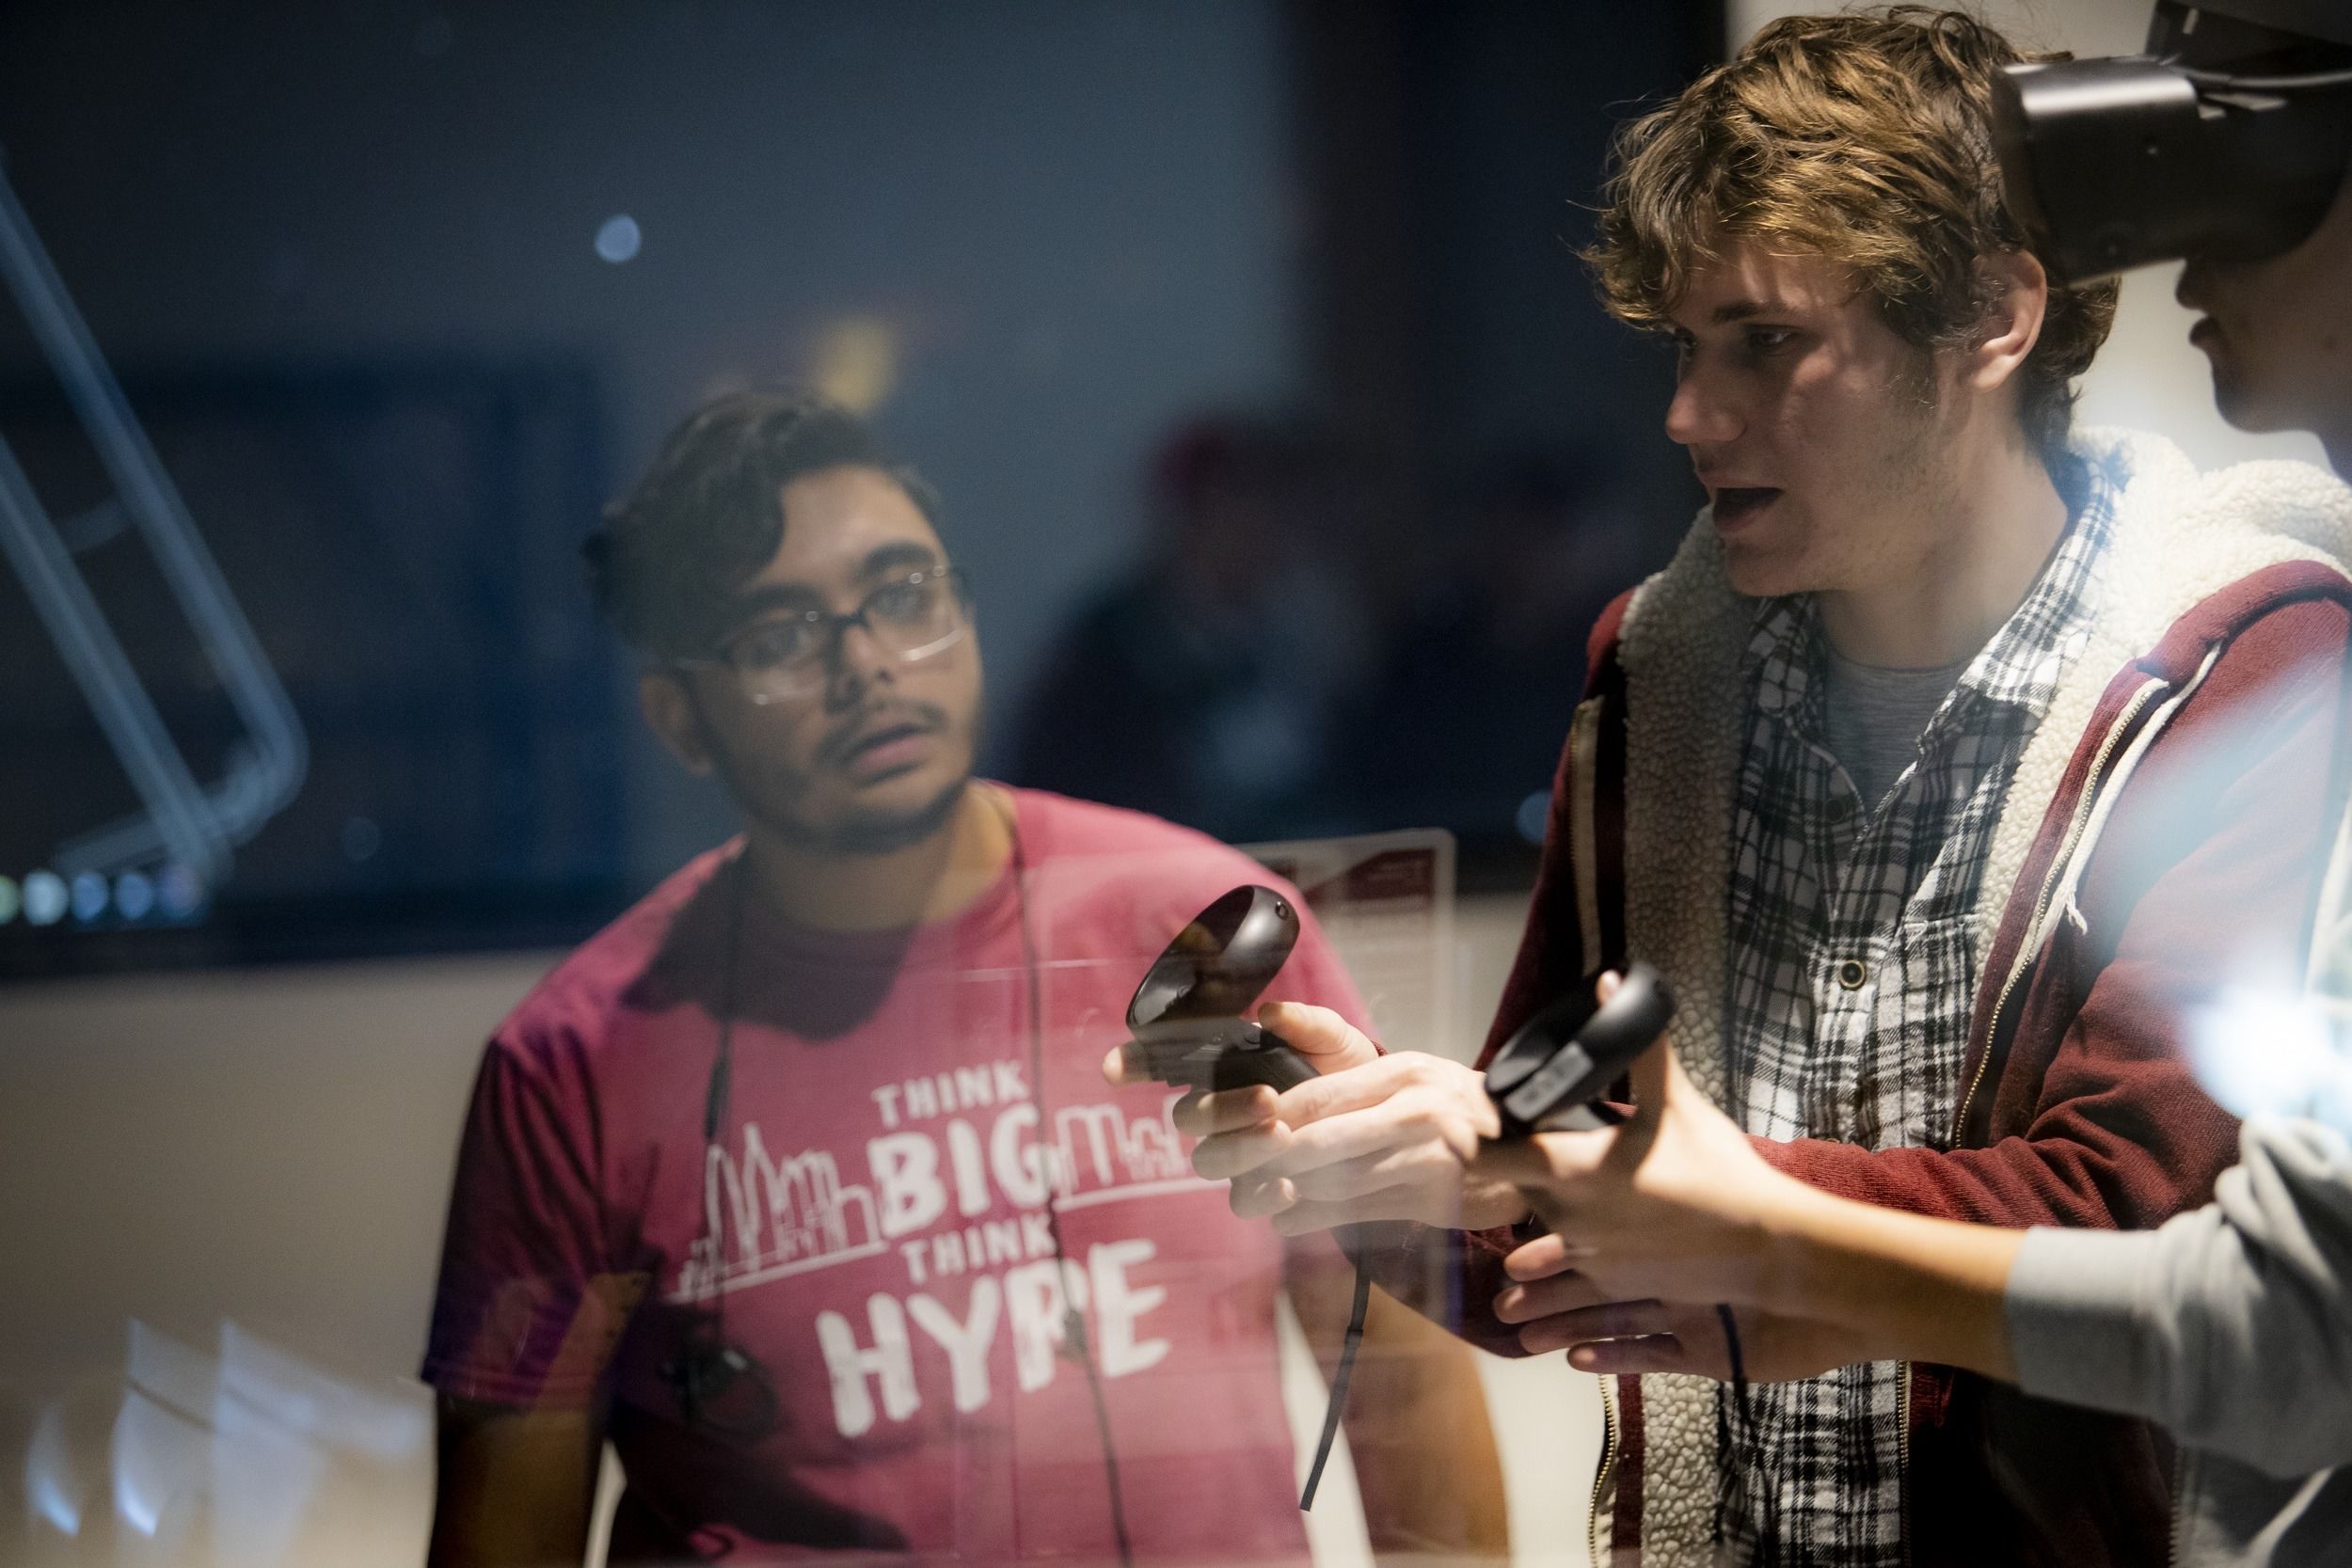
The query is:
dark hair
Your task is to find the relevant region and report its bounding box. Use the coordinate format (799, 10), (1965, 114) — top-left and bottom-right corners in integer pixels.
(1585, 6), (2120, 461)
(584, 388), (941, 658)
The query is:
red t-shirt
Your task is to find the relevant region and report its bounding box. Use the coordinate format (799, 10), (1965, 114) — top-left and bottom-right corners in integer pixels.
(422, 787), (1368, 1565)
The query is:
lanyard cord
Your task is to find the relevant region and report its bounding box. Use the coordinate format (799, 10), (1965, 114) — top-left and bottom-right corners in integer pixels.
(1002, 801), (1136, 1568)
(644, 859), (751, 1562)
(698, 863), (745, 1358)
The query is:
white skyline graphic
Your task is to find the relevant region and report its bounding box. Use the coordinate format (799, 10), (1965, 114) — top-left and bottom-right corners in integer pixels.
(672, 1093), (1210, 1301)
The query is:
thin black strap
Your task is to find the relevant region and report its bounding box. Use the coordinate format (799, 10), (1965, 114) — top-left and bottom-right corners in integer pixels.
(1298, 1258), (1373, 1510)
(706, 856), (745, 1144)
(1714, 1301), (1783, 1562)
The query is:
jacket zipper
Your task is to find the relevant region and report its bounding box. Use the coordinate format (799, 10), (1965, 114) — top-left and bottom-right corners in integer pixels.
(2167, 1442), (2189, 1568)
(1953, 679), (2165, 1141)
(1591, 1377), (1618, 1567)
(1898, 1362), (1913, 1566)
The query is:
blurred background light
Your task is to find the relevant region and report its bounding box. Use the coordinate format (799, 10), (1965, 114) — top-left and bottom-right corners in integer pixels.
(809, 314), (901, 417)
(593, 213), (641, 264)
(115, 870), (155, 921)
(155, 863), (203, 922)
(2191, 984), (2352, 1132)
(22, 869), (66, 926)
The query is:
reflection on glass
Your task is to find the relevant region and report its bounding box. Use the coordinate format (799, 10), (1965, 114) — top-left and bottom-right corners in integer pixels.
(18, 1320), (430, 1567)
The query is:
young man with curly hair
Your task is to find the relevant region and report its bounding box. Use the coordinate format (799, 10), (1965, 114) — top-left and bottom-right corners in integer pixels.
(1468, 3), (2352, 1563)
(1150, 8), (2352, 1564)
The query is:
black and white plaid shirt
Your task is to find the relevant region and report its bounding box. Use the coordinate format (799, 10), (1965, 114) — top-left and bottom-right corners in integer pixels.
(1716, 467), (2115, 1563)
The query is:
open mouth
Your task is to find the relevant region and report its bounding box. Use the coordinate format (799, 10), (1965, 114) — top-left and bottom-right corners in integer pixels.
(1711, 486), (1782, 530)
(837, 720), (935, 779)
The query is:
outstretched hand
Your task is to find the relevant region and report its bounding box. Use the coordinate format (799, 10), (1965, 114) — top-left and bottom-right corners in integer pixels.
(1487, 1267), (1867, 1382)
(1104, 1002), (1530, 1233)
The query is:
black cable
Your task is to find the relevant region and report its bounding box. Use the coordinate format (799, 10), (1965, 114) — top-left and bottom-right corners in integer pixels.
(2173, 61), (2352, 91)
(1717, 1302), (1754, 1435)
(1297, 1258), (1372, 1509)
(1005, 805), (1136, 1568)
(1713, 1303), (1783, 1566)
(1055, 1301), (1136, 1568)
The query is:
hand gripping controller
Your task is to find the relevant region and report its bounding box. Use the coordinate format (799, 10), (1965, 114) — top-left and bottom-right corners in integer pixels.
(1122, 885), (1318, 1095)
(1482, 963), (1676, 1136)
(1124, 883), (1359, 1513)
(1482, 965), (1772, 1528)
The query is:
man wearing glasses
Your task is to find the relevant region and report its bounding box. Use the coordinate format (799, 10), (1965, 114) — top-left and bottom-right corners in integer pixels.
(418, 390), (1505, 1567)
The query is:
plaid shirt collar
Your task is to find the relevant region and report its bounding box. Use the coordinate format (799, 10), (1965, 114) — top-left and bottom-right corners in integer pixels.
(1740, 460), (2117, 748)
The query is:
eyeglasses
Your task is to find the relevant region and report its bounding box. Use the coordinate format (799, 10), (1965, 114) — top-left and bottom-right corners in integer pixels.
(688, 565), (971, 705)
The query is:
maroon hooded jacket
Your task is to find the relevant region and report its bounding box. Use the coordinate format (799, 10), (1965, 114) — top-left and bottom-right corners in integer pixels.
(1400, 434), (2352, 1565)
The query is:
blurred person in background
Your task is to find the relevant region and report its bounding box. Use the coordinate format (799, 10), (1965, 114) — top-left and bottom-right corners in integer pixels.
(1349, 451), (1642, 844)
(421, 390), (1504, 1566)
(1009, 418), (1378, 843)
(1138, 8), (2352, 1566)
(1465, 3), (2352, 1564)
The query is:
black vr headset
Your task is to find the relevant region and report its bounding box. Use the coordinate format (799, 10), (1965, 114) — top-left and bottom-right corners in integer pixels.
(1992, 0), (2352, 283)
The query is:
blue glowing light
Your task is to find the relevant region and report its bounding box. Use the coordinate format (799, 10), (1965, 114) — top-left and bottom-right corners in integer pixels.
(156, 863), (204, 922)
(594, 214), (642, 264)
(116, 873), (155, 922)
(23, 870), (67, 926)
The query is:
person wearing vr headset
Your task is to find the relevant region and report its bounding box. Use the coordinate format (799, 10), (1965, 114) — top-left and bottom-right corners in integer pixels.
(418, 390), (1507, 1566)
(1142, 8), (2352, 1565)
(1454, 3), (2352, 1565)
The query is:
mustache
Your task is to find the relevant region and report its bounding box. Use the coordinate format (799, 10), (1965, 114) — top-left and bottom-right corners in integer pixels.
(818, 702), (951, 766)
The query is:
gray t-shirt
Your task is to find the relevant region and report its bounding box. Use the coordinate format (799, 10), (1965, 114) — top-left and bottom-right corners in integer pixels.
(1820, 644), (1969, 811)
(2007, 1117), (2352, 1565)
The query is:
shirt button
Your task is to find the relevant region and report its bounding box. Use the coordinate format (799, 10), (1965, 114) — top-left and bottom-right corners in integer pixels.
(1836, 958), (1868, 990)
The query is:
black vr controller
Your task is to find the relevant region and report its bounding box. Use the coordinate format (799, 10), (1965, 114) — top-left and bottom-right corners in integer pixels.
(1123, 885), (1319, 1095)
(1483, 963), (1676, 1137)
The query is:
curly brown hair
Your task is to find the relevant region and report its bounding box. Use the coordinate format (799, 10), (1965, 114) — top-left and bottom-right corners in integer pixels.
(1585, 6), (2120, 459)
